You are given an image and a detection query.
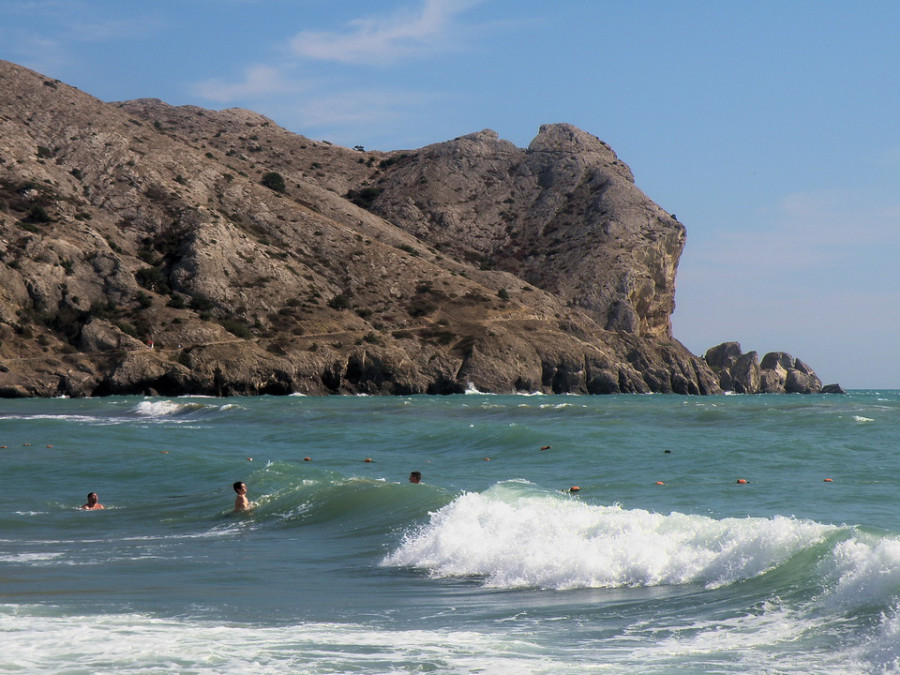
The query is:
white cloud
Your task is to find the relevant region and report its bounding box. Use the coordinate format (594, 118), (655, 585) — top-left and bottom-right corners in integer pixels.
(69, 16), (161, 42)
(289, 0), (484, 66)
(191, 65), (305, 103)
(689, 187), (900, 274)
(7, 33), (70, 76)
(674, 185), (900, 386)
(295, 88), (439, 128)
(4, 1), (158, 41)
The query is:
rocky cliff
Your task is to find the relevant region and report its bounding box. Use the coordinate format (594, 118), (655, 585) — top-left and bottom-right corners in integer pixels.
(0, 59), (722, 397)
(703, 342), (841, 394)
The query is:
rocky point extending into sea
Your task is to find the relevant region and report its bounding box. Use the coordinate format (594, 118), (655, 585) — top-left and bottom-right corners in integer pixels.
(0, 60), (840, 397)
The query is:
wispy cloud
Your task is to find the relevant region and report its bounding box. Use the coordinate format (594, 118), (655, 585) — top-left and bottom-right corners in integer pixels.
(289, 0), (484, 66)
(296, 88), (440, 127)
(189, 0), (491, 136)
(689, 187), (900, 274)
(69, 16), (162, 42)
(4, 32), (69, 76)
(5, 1), (158, 41)
(191, 65), (306, 103)
(1, 1), (162, 76)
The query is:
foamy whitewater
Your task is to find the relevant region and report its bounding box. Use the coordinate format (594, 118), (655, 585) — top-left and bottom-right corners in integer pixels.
(2, 392), (900, 673)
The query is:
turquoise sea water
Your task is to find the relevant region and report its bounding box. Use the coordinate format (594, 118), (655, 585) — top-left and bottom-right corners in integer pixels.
(2, 391), (900, 673)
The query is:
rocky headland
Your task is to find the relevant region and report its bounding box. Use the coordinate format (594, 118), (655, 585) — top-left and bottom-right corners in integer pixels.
(0, 60), (837, 397)
(704, 342), (842, 394)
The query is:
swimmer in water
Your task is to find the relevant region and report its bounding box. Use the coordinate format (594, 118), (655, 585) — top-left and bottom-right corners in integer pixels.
(82, 492), (105, 510)
(409, 471), (422, 484)
(233, 481), (250, 512)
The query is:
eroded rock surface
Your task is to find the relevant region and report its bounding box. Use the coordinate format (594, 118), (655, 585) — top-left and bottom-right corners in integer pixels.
(0, 60), (725, 397)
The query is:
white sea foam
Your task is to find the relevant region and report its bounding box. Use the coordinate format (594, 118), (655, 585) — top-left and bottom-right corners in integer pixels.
(0, 606), (556, 675)
(383, 482), (838, 591)
(823, 534), (900, 610)
(0, 597), (888, 675)
(0, 552), (65, 564)
(132, 400), (185, 417)
(626, 598), (873, 674)
(131, 399), (241, 418)
(0, 413), (117, 425)
(853, 415), (875, 423)
(853, 600), (900, 674)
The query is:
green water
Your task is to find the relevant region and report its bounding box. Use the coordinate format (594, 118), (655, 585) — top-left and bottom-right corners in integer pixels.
(2, 392), (899, 673)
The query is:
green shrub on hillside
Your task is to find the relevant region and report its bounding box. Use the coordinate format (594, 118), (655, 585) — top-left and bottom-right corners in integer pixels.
(261, 172), (286, 193)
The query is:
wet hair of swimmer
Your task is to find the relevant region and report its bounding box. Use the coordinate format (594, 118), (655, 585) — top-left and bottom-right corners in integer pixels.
(409, 471), (422, 483)
(233, 481), (245, 493)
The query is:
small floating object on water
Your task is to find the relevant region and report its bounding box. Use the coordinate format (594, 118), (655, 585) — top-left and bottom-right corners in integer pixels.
(22, 443), (30, 446)
(483, 457), (490, 461)
(663, 449), (672, 454)
(364, 458), (373, 463)
(540, 445), (551, 451)
(655, 481), (665, 486)
(823, 478), (833, 482)
(735, 478), (748, 484)
(304, 456), (311, 462)
(568, 486), (581, 493)
(246, 457), (253, 462)
(159, 450), (169, 454)
(0, 446), (6, 449)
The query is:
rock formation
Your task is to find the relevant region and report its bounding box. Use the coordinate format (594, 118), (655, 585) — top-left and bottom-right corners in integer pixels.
(704, 342), (842, 394)
(0, 60), (731, 397)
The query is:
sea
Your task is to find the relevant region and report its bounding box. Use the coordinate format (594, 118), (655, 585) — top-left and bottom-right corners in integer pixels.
(2, 390), (900, 674)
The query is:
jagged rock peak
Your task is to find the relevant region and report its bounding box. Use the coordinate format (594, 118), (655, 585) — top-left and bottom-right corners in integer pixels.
(460, 129), (499, 141)
(431, 129), (519, 158)
(704, 342), (837, 394)
(529, 123), (613, 154)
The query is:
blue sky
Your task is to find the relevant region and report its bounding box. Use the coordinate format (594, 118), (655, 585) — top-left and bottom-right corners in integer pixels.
(2, 0), (899, 388)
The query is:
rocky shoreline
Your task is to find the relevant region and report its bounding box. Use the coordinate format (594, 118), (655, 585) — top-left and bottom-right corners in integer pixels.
(0, 61), (839, 398)
(703, 342), (843, 394)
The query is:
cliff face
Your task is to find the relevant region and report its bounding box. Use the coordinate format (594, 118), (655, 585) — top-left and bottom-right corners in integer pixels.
(0, 60), (720, 397)
(369, 125), (683, 338)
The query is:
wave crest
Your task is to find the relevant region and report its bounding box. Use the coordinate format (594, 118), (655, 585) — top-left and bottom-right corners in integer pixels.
(383, 482), (838, 591)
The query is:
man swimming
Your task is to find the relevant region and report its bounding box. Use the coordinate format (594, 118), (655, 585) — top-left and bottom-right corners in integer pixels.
(81, 492), (104, 510)
(233, 481), (250, 512)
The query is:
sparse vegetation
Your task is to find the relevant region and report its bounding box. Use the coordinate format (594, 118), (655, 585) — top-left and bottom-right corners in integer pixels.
(327, 293), (350, 310)
(378, 154), (409, 168)
(136, 267), (171, 294)
(221, 318), (253, 339)
(261, 171), (286, 193)
(346, 187), (382, 210)
(189, 295), (216, 312)
(24, 205), (51, 223)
